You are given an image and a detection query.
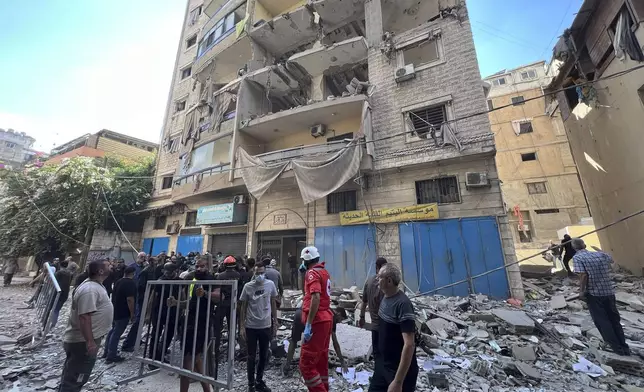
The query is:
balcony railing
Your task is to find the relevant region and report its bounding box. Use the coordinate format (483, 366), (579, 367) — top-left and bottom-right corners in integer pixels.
(174, 163), (231, 186)
(256, 140), (352, 164)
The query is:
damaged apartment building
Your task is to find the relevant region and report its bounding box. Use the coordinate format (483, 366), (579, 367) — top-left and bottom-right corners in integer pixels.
(140, 0), (523, 299)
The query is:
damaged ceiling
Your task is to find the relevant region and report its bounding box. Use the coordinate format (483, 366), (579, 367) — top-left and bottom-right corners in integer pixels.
(382, 0), (441, 34)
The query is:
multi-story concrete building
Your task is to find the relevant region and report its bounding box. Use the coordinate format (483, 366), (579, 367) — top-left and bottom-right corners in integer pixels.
(0, 128), (37, 169)
(547, 0), (644, 274)
(484, 61), (589, 256)
(143, 0), (523, 298)
(46, 129), (157, 165)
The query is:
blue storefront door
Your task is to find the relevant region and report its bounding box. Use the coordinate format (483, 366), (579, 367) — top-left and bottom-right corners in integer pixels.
(142, 237), (170, 256)
(314, 225), (377, 288)
(176, 235), (204, 255)
(399, 217), (509, 299)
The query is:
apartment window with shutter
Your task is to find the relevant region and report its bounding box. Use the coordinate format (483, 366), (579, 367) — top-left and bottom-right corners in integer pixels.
(416, 176), (460, 204)
(526, 182), (547, 194)
(154, 216), (167, 230)
(408, 104), (447, 139)
(161, 176), (173, 189)
(185, 211), (197, 227)
(519, 121), (533, 134)
(512, 96), (525, 105)
(327, 190), (357, 214)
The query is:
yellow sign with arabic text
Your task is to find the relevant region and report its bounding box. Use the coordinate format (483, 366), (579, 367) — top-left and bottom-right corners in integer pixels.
(339, 203), (439, 225)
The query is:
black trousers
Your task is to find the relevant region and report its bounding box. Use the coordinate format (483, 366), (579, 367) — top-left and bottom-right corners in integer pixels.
(371, 329), (380, 360)
(3, 273), (14, 286)
(148, 312), (177, 361)
(563, 254), (573, 273)
(587, 294), (630, 355)
(246, 327), (271, 385)
(59, 338), (103, 392)
(368, 359), (418, 392)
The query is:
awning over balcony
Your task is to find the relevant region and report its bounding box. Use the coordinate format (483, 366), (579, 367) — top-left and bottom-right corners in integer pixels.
(288, 37), (368, 77)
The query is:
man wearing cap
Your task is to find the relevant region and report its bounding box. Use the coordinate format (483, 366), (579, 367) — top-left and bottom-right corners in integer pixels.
(299, 246), (334, 392)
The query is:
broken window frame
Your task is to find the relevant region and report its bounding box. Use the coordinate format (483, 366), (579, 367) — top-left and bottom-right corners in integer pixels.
(327, 190), (358, 214)
(396, 31), (444, 72)
(518, 228), (533, 243)
(197, 3), (246, 58)
(518, 121), (534, 134)
(415, 176), (461, 205)
(526, 182), (547, 195)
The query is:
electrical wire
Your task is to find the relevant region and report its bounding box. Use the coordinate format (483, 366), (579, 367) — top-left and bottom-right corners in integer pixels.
(410, 206), (644, 299)
(100, 187), (139, 254)
(109, 63), (644, 181)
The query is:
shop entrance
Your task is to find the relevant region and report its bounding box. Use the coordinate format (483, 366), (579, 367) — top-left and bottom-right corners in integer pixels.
(257, 230), (307, 288)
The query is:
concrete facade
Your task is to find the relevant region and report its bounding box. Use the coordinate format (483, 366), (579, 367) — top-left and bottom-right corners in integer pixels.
(484, 61), (589, 255)
(143, 0), (523, 298)
(547, 0), (644, 274)
(0, 128), (37, 169)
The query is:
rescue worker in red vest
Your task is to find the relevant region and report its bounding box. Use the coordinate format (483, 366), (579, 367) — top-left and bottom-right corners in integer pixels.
(299, 246), (334, 392)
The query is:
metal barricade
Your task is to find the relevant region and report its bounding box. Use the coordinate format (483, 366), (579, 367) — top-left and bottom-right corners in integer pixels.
(119, 279), (238, 390)
(32, 262), (61, 347)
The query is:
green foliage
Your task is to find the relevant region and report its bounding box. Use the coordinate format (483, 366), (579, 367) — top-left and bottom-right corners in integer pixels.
(0, 156), (154, 257)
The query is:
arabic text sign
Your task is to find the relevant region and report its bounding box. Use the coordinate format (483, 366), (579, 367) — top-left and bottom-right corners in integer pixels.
(196, 203), (234, 225)
(339, 203), (439, 225)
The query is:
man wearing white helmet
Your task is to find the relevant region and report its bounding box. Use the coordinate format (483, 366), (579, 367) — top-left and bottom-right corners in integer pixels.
(299, 246), (334, 392)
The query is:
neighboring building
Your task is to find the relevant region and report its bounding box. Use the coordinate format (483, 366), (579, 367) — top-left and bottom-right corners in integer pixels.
(0, 128), (37, 169)
(142, 0), (523, 298)
(547, 0), (644, 274)
(46, 129), (157, 164)
(484, 61), (589, 255)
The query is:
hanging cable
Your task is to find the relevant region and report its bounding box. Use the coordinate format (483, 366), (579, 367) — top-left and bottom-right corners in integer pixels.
(100, 187), (140, 254)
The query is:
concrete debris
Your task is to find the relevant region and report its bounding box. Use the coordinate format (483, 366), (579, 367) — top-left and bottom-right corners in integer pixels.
(550, 295), (568, 309)
(512, 344), (536, 362)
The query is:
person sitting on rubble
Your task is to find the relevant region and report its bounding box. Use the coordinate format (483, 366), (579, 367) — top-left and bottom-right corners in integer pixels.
(368, 263), (418, 392)
(572, 238), (631, 356)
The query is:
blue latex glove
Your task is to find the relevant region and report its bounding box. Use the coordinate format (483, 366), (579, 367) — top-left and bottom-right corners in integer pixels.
(303, 323), (313, 342)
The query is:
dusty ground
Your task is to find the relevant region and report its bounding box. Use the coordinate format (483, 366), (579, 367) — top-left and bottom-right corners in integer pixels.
(0, 282), (322, 392)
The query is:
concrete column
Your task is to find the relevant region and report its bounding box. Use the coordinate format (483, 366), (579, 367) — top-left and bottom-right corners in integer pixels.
(365, 0), (384, 47)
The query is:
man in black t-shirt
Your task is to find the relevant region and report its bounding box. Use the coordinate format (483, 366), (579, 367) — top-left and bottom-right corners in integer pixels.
(368, 264), (417, 392)
(103, 266), (136, 363)
(146, 262), (183, 363)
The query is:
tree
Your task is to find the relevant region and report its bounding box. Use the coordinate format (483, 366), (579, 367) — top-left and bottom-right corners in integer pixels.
(0, 156), (154, 260)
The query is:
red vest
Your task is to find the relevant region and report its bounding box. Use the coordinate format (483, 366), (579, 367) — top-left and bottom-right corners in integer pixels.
(302, 262), (333, 324)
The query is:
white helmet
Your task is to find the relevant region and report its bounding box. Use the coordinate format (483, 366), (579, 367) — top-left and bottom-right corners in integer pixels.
(301, 246), (320, 261)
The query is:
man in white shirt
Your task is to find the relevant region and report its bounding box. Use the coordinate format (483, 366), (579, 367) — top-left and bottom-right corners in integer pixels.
(58, 259), (113, 392)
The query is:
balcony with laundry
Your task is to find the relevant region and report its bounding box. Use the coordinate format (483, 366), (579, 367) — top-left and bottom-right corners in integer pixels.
(193, 0), (252, 85)
(249, 0), (365, 59)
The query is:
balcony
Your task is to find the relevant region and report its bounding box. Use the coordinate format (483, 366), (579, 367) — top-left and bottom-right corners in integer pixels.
(287, 36), (368, 77)
(193, 1), (251, 83)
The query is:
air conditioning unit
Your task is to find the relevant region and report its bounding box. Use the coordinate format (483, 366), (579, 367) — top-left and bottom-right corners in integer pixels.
(166, 222), (180, 234)
(233, 194), (248, 204)
(518, 224), (530, 232)
(310, 124), (327, 138)
(465, 172), (491, 189)
(395, 64), (416, 83)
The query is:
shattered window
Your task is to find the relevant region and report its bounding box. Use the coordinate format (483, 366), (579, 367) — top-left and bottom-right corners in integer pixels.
(402, 39), (439, 67)
(416, 177), (460, 204)
(519, 121), (533, 134)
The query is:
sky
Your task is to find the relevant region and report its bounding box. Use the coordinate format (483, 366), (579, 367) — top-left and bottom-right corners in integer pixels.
(0, 0), (583, 153)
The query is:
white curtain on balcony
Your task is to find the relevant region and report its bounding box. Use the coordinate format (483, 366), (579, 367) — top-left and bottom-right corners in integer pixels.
(237, 139), (363, 204)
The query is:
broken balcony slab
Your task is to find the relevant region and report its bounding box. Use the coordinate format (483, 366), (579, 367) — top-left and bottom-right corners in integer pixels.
(194, 35), (253, 84)
(491, 309), (535, 334)
(244, 65), (301, 94)
(312, 0), (366, 31)
(332, 323), (371, 360)
(239, 94), (366, 141)
(287, 37), (368, 77)
(250, 5), (317, 56)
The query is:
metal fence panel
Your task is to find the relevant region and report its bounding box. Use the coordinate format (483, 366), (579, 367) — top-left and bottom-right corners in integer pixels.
(32, 262), (61, 347)
(119, 279), (238, 390)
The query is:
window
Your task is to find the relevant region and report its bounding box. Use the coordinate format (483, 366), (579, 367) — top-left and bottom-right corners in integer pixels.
(5, 142), (15, 148)
(487, 99), (494, 111)
(188, 5), (202, 26)
(511, 96), (525, 105)
(154, 216), (167, 230)
(518, 229), (532, 243)
(161, 176), (173, 189)
(401, 39), (439, 68)
(416, 176), (460, 204)
(327, 190), (357, 214)
(535, 208), (560, 214)
(519, 121), (533, 134)
(408, 104), (447, 138)
(185, 211), (197, 227)
(197, 3), (245, 57)
(165, 136), (180, 153)
(526, 182), (547, 194)
(520, 69), (537, 80)
(492, 77), (506, 86)
(521, 152), (537, 162)
(327, 133), (353, 143)
(181, 66), (192, 80)
(186, 35), (197, 49)
(175, 99), (186, 113)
